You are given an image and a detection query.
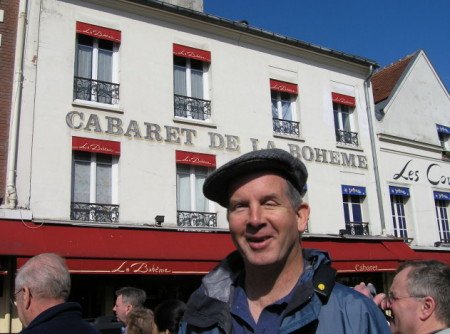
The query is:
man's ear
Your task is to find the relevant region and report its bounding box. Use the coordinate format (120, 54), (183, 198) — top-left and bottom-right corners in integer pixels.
(23, 287), (32, 310)
(419, 296), (436, 321)
(296, 202), (310, 233)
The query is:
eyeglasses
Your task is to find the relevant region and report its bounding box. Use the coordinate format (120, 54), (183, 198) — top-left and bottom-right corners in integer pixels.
(387, 291), (425, 304)
(10, 288), (24, 306)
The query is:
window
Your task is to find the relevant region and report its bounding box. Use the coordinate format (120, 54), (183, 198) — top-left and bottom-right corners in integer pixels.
(74, 22), (120, 105)
(434, 192), (450, 243)
(332, 92), (358, 146)
(341, 185), (368, 235)
(270, 79), (299, 136)
(436, 124), (450, 158)
(71, 137), (119, 222)
(389, 186), (410, 238)
(176, 151), (216, 227)
(173, 44), (211, 120)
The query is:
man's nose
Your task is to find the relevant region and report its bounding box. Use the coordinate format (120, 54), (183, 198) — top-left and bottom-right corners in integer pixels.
(248, 204), (263, 225)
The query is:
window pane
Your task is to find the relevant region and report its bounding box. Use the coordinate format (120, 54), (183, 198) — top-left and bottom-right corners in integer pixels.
(195, 167), (208, 211)
(76, 43), (93, 78)
(73, 160), (90, 203)
(176, 165), (191, 210)
(281, 99), (292, 120)
(352, 202), (362, 222)
(97, 48), (113, 82)
(191, 68), (204, 99)
(342, 111), (351, 131)
(96, 163), (112, 204)
(333, 110), (340, 130)
(174, 65), (187, 96)
(195, 173), (207, 211)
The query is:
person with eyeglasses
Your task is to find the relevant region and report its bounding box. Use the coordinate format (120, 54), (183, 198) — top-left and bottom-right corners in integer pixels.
(356, 260), (450, 334)
(12, 253), (100, 334)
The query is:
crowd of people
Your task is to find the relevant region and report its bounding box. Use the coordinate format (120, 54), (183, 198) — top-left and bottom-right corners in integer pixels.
(12, 149), (450, 334)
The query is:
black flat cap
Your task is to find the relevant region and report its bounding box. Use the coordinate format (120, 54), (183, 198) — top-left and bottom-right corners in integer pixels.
(203, 148), (308, 207)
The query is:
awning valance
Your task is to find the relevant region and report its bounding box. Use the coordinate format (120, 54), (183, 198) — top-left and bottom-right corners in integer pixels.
(72, 136), (120, 156)
(434, 191), (450, 201)
(176, 150), (216, 168)
(436, 124), (450, 135)
(173, 44), (211, 62)
(76, 22), (121, 43)
(270, 79), (298, 94)
(389, 186), (410, 197)
(332, 92), (355, 107)
(341, 185), (366, 196)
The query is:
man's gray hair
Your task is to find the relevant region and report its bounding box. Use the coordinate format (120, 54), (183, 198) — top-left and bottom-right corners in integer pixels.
(115, 287), (146, 307)
(397, 260), (450, 326)
(15, 253), (71, 301)
(285, 178), (303, 209)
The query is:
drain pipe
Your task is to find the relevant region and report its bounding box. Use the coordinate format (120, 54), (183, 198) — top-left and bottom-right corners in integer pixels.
(3, 0), (28, 208)
(364, 65), (386, 235)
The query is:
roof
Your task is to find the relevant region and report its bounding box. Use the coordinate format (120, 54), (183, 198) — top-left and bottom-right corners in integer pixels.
(372, 53), (416, 103)
(127, 0), (378, 68)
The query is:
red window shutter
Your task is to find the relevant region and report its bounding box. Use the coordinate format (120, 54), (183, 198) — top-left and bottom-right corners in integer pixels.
(173, 44), (211, 63)
(176, 150), (216, 168)
(332, 92), (356, 107)
(72, 136), (120, 156)
(270, 79), (298, 95)
(76, 22), (121, 43)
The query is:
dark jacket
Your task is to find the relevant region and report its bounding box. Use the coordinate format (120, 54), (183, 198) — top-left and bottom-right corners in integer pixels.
(20, 302), (100, 334)
(179, 250), (390, 334)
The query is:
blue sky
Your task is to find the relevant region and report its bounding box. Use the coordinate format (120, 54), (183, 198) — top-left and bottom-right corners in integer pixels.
(204, 0), (450, 91)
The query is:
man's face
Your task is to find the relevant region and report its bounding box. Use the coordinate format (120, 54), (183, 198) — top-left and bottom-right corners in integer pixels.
(388, 267), (423, 334)
(113, 295), (131, 324)
(14, 288), (29, 327)
(227, 173), (309, 269)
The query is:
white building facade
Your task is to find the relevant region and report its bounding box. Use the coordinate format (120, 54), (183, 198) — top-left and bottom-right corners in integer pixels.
(0, 0), (429, 331)
(372, 50), (450, 255)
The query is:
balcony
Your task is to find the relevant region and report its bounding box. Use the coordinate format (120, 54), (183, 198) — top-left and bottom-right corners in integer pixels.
(177, 210), (217, 227)
(174, 94), (211, 120)
(335, 129), (359, 146)
(71, 202), (119, 223)
(273, 118), (300, 136)
(73, 76), (120, 105)
(343, 222), (369, 236)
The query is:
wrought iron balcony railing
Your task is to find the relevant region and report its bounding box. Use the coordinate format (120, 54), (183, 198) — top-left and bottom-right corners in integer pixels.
(71, 202), (119, 223)
(174, 94), (211, 120)
(177, 210), (217, 227)
(273, 118), (300, 136)
(73, 76), (120, 105)
(344, 221), (369, 236)
(335, 129), (359, 146)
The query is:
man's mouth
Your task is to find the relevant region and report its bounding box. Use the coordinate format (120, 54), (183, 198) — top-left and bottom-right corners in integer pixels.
(246, 236), (272, 248)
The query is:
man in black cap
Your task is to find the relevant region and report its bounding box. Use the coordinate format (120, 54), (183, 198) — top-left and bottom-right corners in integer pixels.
(179, 148), (389, 333)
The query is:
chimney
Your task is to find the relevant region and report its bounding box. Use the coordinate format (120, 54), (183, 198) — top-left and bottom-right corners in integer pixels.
(161, 0), (203, 12)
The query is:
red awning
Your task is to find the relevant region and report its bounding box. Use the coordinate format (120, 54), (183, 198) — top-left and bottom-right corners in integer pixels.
(76, 22), (121, 43)
(332, 92), (356, 107)
(412, 249), (450, 266)
(303, 239), (418, 273)
(173, 44), (211, 62)
(72, 136), (120, 156)
(270, 79), (298, 95)
(176, 150), (216, 168)
(1, 219), (418, 274)
(17, 258), (218, 275)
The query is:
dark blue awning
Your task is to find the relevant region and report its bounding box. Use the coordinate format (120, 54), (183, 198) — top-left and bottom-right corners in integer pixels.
(434, 191), (450, 201)
(342, 185), (366, 196)
(436, 124), (450, 135)
(389, 186), (410, 197)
